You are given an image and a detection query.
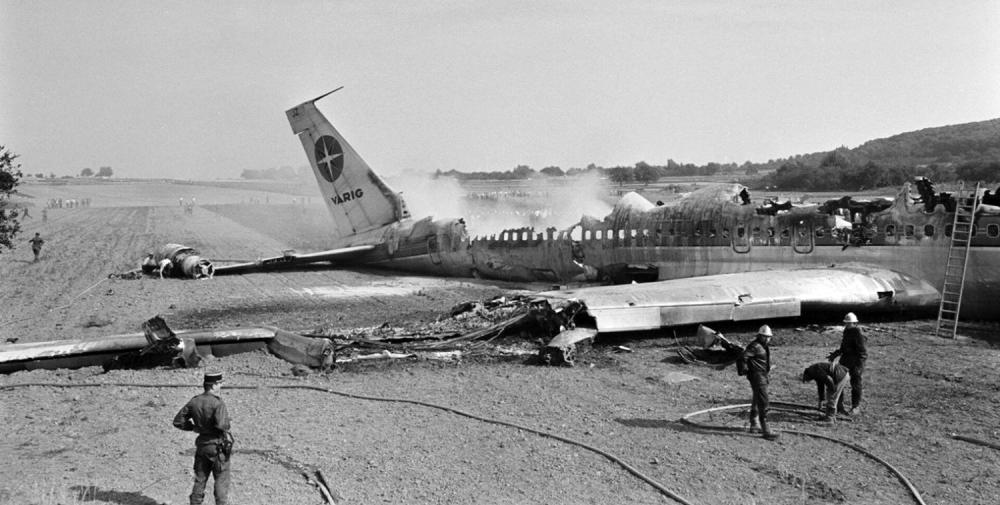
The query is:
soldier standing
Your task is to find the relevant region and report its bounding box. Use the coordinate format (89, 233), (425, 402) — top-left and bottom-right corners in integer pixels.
(828, 312), (867, 414)
(173, 372), (233, 505)
(28, 233), (44, 262)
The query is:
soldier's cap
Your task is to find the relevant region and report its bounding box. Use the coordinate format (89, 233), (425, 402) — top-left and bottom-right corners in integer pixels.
(203, 372), (224, 385)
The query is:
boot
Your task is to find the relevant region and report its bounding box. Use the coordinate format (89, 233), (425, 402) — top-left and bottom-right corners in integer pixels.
(748, 419), (760, 433)
(760, 418), (779, 440)
(850, 404), (862, 415)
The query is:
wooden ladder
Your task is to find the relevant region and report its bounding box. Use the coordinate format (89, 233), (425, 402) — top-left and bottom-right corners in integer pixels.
(936, 181), (981, 338)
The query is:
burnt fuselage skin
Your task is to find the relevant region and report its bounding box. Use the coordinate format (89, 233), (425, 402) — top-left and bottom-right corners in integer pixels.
(332, 184), (1000, 319)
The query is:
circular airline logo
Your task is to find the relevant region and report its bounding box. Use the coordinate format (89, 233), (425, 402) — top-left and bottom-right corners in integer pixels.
(314, 136), (344, 182)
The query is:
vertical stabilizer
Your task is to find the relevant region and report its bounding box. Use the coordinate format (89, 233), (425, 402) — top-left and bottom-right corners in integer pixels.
(286, 90), (410, 242)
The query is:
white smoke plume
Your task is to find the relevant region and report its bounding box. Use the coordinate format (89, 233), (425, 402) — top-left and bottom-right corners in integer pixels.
(385, 171), (613, 238)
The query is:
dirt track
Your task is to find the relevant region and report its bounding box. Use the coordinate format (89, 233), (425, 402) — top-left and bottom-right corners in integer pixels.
(1, 180), (999, 505)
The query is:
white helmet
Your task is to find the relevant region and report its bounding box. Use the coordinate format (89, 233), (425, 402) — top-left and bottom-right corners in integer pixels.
(757, 324), (773, 337)
(843, 312), (859, 324)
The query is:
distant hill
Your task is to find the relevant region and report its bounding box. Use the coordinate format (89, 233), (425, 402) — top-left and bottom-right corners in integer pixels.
(852, 118), (1000, 166)
(751, 118), (1000, 191)
(432, 118), (1000, 191)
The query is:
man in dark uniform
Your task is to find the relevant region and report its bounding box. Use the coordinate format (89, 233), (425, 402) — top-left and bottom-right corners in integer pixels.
(28, 233), (44, 262)
(801, 361), (850, 422)
(828, 312), (867, 414)
(173, 372), (232, 505)
(745, 325), (779, 440)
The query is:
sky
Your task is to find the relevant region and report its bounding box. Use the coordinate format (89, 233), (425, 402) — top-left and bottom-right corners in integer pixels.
(2, 0), (998, 180)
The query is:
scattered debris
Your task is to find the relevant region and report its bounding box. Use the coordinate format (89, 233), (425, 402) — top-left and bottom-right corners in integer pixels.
(540, 328), (597, 366)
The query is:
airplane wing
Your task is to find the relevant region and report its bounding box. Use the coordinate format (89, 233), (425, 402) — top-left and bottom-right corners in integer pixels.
(213, 244), (376, 276)
(539, 264), (940, 333)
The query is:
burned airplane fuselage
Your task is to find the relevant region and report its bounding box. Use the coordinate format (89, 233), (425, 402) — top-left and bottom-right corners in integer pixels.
(330, 183), (1000, 319)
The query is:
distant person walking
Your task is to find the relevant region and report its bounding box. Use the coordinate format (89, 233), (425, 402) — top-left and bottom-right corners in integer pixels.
(21, 207), (31, 219)
(28, 233), (44, 262)
(173, 372), (233, 505)
(828, 312), (868, 414)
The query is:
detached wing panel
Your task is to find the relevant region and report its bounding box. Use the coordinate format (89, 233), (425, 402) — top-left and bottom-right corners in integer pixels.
(541, 265), (938, 333)
(213, 245), (376, 276)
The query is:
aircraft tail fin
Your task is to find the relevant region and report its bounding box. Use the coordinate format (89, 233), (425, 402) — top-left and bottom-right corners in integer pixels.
(286, 89), (410, 243)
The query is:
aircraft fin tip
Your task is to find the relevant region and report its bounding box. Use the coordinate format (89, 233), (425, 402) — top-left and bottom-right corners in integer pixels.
(310, 86), (344, 104)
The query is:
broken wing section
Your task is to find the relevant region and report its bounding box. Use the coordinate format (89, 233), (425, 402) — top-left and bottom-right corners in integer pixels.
(213, 244), (376, 276)
(286, 91), (410, 244)
(540, 265), (939, 333)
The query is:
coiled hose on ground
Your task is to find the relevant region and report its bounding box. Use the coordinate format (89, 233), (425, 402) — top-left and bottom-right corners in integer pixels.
(681, 401), (927, 505)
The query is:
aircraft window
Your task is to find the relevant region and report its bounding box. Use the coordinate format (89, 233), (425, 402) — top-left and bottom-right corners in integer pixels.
(737, 226), (746, 238)
(571, 228), (582, 241)
(885, 224), (895, 236)
(596, 230), (603, 240)
(694, 227), (702, 237)
(583, 230), (591, 241)
(924, 225), (934, 237)
(631, 229), (638, 238)
(767, 227), (775, 237)
(752, 227), (761, 237)
(989, 224), (999, 238)
(905, 225), (915, 237)
(709, 228), (717, 238)
(618, 229), (626, 240)
(668, 227), (675, 236)
(781, 229), (790, 239)
(815, 227), (824, 238)
(722, 228), (730, 239)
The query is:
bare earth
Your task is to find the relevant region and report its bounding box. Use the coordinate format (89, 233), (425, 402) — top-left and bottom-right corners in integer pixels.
(1, 180), (999, 505)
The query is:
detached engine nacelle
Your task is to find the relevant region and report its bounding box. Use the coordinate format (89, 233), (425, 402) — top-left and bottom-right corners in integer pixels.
(142, 243), (214, 279)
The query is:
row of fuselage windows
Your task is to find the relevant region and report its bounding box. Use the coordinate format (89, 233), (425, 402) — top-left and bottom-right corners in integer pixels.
(570, 221), (1000, 243)
(486, 221), (1000, 243)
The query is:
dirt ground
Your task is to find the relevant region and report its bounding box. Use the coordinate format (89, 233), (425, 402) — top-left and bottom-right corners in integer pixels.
(1, 180), (999, 505)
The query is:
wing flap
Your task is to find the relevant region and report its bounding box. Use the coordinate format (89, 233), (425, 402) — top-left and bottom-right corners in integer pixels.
(542, 265), (938, 333)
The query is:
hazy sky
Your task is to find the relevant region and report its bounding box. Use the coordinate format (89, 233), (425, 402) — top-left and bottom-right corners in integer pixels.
(2, 1), (998, 180)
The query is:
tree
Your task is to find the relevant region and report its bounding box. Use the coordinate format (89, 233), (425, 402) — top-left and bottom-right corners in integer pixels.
(540, 166), (564, 177)
(511, 164), (535, 179)
(97, 166), (113, 177)
(607, 165), (634, 186)
(80, 167), (94, 177)
(0, 146), (24, 253)
(633, 161), (659, 185)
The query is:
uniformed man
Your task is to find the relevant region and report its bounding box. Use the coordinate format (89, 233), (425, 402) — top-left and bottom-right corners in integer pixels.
(28, 233), (44, 262)
(173, 372), (232, 505)
(745, 325), (779, 440)
(828, 312), (867, 414)
(800, 361), (850, 422)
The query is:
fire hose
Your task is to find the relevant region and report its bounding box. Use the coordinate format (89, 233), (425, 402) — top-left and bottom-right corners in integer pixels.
(1, 381), (696, 505)
(680, 401), (927, 505)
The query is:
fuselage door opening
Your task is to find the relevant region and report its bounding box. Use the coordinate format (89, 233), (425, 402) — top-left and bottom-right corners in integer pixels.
(792, 218), (814, 254)
(732, 222), (751, 253)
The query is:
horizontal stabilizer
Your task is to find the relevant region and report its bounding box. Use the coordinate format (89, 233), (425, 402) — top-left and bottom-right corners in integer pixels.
(214, 245), (376, 275)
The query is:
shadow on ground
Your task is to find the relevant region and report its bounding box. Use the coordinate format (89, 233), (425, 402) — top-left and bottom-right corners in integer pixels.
(69, 485), (163, 505)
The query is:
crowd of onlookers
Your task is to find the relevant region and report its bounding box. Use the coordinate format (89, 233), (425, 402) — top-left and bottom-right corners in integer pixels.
(46, 198), (92, 208)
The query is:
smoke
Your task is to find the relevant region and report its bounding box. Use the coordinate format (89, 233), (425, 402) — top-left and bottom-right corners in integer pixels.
(385, 171), (613, 238)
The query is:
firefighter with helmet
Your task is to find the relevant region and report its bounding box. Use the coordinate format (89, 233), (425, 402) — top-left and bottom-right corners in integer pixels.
(828, 312), (867, 414)
(744, 324), (779, 440)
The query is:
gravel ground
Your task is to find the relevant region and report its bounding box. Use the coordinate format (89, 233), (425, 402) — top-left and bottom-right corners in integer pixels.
(2, 181), (999, 505)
